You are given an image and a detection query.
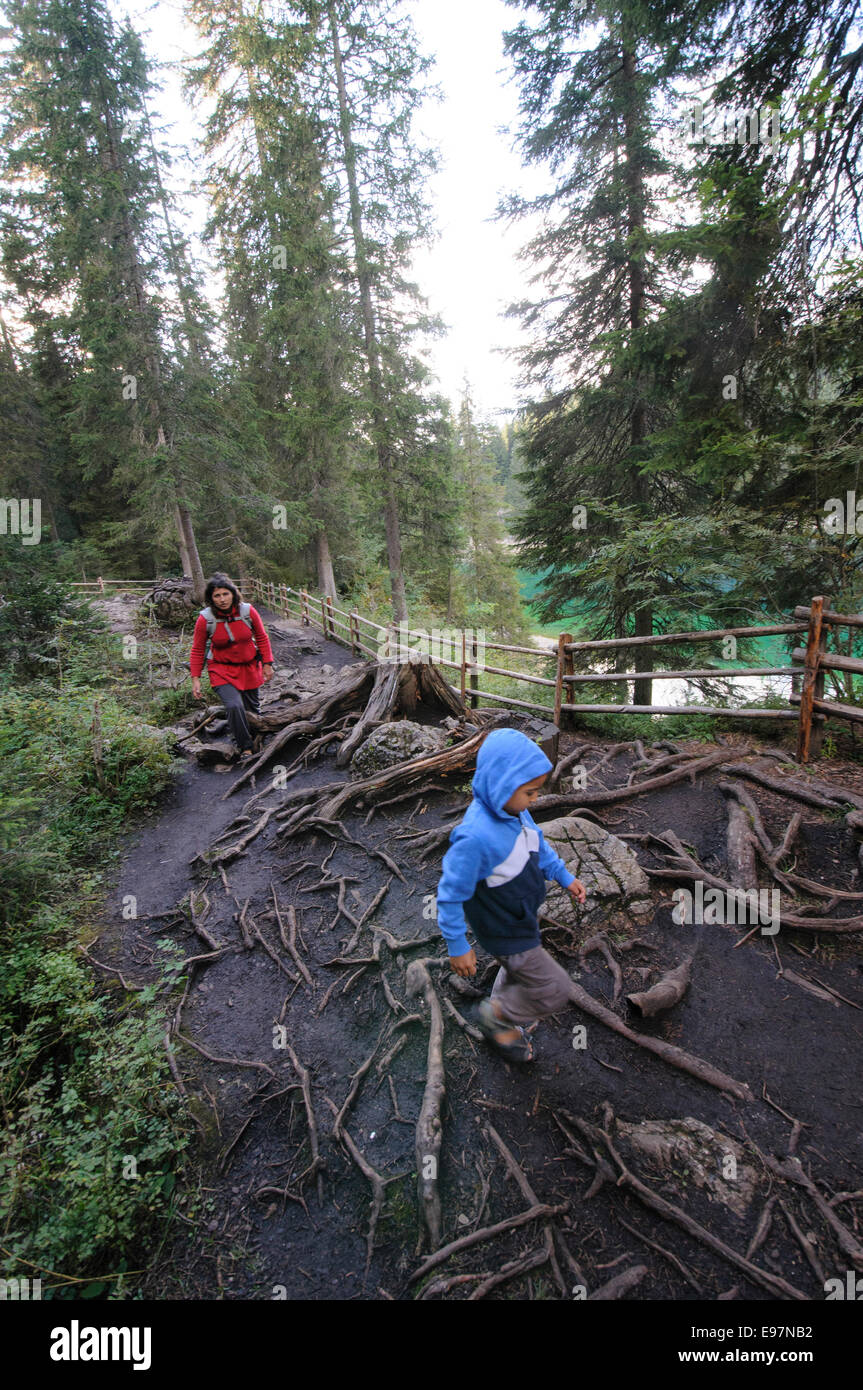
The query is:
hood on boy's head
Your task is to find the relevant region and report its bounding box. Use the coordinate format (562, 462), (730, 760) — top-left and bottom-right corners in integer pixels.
(471, 727), (552, 819)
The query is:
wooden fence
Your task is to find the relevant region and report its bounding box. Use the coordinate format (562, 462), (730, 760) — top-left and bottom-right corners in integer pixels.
(71, 578), (153, 594)
(80, 578), (862, 763)
(242, 580), (863, 763)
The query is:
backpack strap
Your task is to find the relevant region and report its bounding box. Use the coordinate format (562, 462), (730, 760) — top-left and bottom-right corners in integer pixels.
(200, 603), (253, 662)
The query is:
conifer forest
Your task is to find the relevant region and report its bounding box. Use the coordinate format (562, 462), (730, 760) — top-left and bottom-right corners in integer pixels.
(2, 0), (863, 1343)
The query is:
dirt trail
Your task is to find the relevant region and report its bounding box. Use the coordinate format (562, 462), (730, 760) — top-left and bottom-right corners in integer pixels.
(95, 610), (863, 1301)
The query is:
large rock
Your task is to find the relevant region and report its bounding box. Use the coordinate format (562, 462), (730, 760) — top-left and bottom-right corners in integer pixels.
(350, 720), (449, 779)
(542, 814), (653, 932)
(141, 576), (197, 627)
(614, 1117), (759, 1218)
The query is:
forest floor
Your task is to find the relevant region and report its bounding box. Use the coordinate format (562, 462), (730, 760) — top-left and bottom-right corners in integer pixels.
(92, 605), (863, 1301)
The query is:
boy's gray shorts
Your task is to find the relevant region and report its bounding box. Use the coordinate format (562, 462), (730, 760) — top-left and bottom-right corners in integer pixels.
(490, 946), (573, 1027)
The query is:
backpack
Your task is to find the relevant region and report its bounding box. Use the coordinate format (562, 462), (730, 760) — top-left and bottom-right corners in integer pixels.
(200, 603), (253, 663)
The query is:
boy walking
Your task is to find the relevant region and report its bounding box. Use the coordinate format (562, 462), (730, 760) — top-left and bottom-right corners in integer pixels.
(436, 727), (586, 1062)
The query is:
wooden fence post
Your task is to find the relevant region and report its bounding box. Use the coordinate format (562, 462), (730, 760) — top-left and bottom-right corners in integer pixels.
(554, 633), (569, 727)
(349, 611), (359, 654)
(320, 594), (328, 638)
(460, 630), (467, 704)
(469, 632), (479, 709)
(796, 596), (828, 764)
(326, 594), (335, 640)
(279, 583), (288, 618)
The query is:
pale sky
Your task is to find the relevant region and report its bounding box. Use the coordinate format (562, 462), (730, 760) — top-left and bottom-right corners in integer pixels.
(123, 0), (545, 422)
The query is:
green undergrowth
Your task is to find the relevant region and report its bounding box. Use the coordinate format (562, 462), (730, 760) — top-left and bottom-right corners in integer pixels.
(0, 549), (190, 1296)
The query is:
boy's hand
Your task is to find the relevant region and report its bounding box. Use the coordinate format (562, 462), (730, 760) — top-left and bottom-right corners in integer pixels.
(262, 663), (274, 683)
(449, 949), (477, 978)
(191, 677), (203, 700)
(567, 879), (587, 905)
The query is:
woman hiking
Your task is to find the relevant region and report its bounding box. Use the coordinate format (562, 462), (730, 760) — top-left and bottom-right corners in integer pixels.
(189, 574), (275, 761)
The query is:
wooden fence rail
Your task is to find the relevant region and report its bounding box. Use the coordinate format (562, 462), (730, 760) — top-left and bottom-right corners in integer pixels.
(71, 578), (154, 593)
(240, 579), (863, 761)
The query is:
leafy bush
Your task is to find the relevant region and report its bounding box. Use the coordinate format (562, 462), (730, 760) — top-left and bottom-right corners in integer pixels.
(0, 690), (173, 924)
(0, 555), (188, 1292)
(0, 922), (188, 1287)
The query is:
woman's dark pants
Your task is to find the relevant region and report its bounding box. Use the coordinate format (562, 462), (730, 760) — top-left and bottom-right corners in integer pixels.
(215, 683), (260, 751)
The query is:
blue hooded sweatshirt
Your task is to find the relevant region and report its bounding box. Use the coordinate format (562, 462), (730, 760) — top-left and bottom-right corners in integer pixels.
(436, 727), (575, 958)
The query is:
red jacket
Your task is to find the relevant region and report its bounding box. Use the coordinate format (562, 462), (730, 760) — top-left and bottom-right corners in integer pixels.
(189, 603), (274, 690)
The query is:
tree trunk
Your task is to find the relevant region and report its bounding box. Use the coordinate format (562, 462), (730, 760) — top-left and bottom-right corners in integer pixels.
(622, 42), (653, 707)
(316, 529), (337, 600)
(326, 0), (408, 623)
(96, 81), (203, 588)
(179, 505), (206, 604)
(174, 501), (192, 577)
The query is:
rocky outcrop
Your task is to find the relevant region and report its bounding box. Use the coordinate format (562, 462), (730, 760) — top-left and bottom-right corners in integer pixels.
(615, 1117), (758, 1217)
(542, 814), (654, 931)
(350, 720), (450, 779)
(141, 576), (197, 627)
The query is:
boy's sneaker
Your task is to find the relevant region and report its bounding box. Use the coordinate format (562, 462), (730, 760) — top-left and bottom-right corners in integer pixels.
(477, 998), (534, 1063)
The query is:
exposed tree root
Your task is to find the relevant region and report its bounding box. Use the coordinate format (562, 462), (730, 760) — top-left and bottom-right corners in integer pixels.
(331, 1020), (391, 1141)
(578, 933), (623, 1003)
(533, 748), (731, 813)
(745, 1194), (778, 1260)
(626, 956), (693, 1019)
(270, 883), (314, 991)
(467, 1246), (550, 1299)
(643, 831), (863, 934)
(285, 1043), (325, 1205)
(485, 1122), (567, 1296)
(407, 1202), (568, 1286)
(565, 976), (751, 1099)
(760, 1154), (863, 1270)
(588, 1264), (648, 1299)
(324, 1096), (398, 1278)
(614, 1214), (703, 1293)
(405, 958), (446, 1251)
